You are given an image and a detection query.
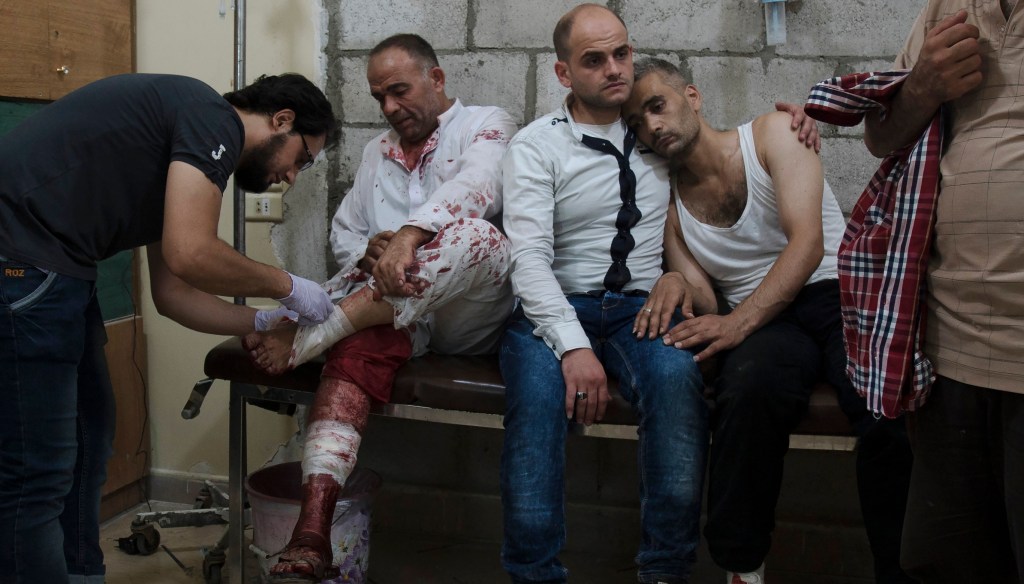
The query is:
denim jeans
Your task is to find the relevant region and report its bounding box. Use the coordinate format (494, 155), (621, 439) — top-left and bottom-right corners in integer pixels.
(499, 292), (708, 583)
(0, 257), (115, 583)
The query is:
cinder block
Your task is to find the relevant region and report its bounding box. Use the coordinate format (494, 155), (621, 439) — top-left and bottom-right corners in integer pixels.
(820, 137), (880, 214)
(453, 426), (504, 493)
(533, 52), (679, 124)
(360, 417), (465, 487)
(844, 58), (900, 76)
(634, 51), (681, 64)
(687, 56), (837, 130)
(337, 52), (530, 126)
(275, 168), (330, 282)
(474, 0), (606, 49)
(336, 55), (384, 125)
(534, 52), (568, 119)
(587, 439), (643, 506)
(624, 0), (764, 52)
(442, 52), (531, 125)
(337, 126), (389, 186)
(564, 436), (603, 500)
(335, 0), (468, 50)
(779, 0), (926, 57)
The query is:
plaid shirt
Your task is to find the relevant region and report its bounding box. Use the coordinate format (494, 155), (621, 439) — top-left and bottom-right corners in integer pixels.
(805, 71), (940, 418)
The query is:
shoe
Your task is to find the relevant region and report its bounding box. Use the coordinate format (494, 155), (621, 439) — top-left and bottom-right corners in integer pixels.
(727, 563), (765, 584)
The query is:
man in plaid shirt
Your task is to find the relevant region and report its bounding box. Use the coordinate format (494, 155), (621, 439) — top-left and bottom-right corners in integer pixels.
(624, 58), (914, 584)
(864, 2), (1024, 580)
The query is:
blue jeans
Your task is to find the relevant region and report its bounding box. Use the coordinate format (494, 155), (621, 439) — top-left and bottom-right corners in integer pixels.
(0, 257), (115, 583)
(500, 293), (708, 583)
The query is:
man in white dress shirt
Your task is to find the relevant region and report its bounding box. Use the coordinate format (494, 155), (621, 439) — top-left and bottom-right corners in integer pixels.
(498, 6), (708, 583)
(245, 34), (516, 582)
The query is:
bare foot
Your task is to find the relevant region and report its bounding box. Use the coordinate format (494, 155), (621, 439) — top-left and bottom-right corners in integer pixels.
(268, 532), (336, 582)
(268, 545), (323, 580)
(242, 324), (298, 375)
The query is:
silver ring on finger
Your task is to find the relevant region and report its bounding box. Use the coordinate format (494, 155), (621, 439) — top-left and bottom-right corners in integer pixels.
(575, 391), (588, 401)
(644, 308), (653, 313)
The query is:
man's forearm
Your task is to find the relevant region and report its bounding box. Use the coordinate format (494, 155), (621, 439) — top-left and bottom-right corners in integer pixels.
(164, 237), (293, 299)
(865, 9), (982, 157)
(730, 239), (823, 336)
(156, 287), (258, 335)
(397, 224), (436, 246)
(863, 81), (940, 157)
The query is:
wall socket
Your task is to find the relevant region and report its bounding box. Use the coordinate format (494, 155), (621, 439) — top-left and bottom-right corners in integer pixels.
(245, 191), (284, 222)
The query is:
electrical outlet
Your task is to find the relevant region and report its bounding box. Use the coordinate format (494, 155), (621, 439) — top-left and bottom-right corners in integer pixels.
(245, 191), (284, 222)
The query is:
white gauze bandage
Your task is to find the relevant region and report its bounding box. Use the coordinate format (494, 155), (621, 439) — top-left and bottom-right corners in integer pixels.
(302, 420), (361, 485)
(288, 305), (356, 368)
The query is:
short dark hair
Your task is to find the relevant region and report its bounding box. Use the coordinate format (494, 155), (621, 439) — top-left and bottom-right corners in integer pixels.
(553, 4), (627, 61)
(369, 33), (439, 72)
(633, 57), (688, 91)
(223, 73), (338, 147)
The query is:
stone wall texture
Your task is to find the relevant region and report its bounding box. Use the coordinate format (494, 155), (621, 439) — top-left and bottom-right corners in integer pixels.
(305, 0), (928, 269)
(270, 4), (934, 576)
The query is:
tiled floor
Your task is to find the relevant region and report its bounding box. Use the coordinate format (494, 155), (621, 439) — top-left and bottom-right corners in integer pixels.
(101, 502), (233, 584)
(99, 502), (642, 584)
(101, 502), (881, 584)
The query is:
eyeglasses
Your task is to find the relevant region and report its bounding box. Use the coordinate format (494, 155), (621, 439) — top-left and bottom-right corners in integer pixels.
(298, 133), (315, 171)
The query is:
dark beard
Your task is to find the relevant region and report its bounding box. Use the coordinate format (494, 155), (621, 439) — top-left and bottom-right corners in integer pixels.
(233, 132), (288, 193)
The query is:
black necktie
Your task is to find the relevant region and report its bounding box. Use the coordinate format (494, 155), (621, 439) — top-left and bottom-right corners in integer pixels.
(581, 130), (641, 293)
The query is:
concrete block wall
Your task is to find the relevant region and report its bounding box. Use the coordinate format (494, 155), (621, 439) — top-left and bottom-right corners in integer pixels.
(264, 1), (931, 452)
(279, 1), (930, 579)
(315, 0), (927, 252)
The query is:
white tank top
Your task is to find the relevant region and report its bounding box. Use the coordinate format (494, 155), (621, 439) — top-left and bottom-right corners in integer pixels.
(675, 121), (845, 308)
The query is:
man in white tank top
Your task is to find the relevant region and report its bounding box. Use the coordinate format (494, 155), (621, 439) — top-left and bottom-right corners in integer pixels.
(622, 58), (914, 584)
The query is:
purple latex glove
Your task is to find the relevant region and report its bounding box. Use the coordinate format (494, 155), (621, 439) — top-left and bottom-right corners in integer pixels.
(254, 306), (298, 331)
(275, 272), (334, 326)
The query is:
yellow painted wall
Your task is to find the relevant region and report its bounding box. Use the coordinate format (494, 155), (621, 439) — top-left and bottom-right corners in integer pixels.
(135, 0), (321, 482)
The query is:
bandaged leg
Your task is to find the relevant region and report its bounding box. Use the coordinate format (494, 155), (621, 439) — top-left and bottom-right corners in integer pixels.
(287, 284), (399, 369)
(259, 218), (508, 372)
(271, 378), (371, 580)
(288, 306), (357, 368)
(270, 420), (359, 576)
(302, 420), (361, 485)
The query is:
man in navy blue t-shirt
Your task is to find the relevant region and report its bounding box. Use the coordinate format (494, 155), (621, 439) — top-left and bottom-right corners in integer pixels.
(0, 72), (336, 584)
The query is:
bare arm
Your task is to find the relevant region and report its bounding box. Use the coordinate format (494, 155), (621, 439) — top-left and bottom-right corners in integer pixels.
(161, 161), (293, 298)
(864, 10), (981, 157)
(774, 101), (821, 153)
(503, 137), (610, 425)
(665, 112), (827, 360)
(147, 243), (258, 335)
(634, 203), (717, 339)
(663, 205), (718, 316)
(730, 113), (827, 329)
